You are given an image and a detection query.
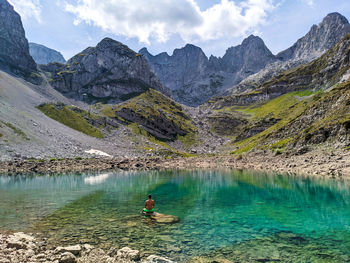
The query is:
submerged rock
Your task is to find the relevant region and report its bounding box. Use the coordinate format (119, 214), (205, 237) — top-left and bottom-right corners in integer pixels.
(150, 213), (180, 224)
(144, 255), (175, 263)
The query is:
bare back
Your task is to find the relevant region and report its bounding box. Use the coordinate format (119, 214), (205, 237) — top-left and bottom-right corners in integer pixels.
(145, 199), (155, 210)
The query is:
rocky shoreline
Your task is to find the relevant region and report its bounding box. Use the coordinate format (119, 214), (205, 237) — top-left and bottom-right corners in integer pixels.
(0, 231), (174, 263)
(1, 150), (350, 179)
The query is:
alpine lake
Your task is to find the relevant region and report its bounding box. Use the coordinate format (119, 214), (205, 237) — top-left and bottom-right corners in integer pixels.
(1, 169), (350, 262)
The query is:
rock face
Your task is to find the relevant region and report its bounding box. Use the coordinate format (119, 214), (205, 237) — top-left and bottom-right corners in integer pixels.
(29, 43), (66, 64)
(46, 38), (170, 103)
(212, 33), (350, 109)
(226, 12), (350, 96)
(218, 35), (276, 76)
(277, 12), (350, 61)
(0, 0), (39, 83)
(140, 35), (275, 106)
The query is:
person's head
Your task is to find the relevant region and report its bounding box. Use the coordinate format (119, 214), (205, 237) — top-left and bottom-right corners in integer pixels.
(148, 194), (152, 199)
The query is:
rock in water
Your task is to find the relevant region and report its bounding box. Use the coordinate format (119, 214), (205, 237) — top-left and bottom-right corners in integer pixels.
(0, 0), (39, 83)
(151, 213), (180, 224)
(146, 255), (175, 263)
(29, 43), (66, 64)
(46, 37), (170, 104)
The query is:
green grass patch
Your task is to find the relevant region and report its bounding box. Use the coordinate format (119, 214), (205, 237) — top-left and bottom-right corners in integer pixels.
(37, 104), (104, 138)
(239, 90), (316, 120)
(101, 105), (116, 118)
(230, 90), (319, 154)
(178, 133), (200, 149)
(270, 138), (292, 150)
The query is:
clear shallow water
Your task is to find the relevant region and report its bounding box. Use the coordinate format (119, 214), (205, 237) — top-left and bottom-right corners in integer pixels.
(1, 170), (350, 262)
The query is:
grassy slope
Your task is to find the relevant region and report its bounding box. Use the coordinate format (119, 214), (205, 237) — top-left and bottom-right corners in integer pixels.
(115, 89), (196, 134)
(99, 89), (198, 156)
(37, 104), (104, 139)
(228, 80), (350, 154)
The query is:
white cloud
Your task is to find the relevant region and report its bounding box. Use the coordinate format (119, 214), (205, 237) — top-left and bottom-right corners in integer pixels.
(302, 0), (315, 7)
(64, 0), (276, 44)
(8, 0), (42, 23)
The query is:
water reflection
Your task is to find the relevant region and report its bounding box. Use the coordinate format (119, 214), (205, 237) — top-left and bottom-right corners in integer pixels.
(84, 173), (111, 185)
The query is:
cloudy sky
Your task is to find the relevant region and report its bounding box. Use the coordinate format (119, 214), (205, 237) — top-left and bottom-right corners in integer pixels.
(8, 0), (350, 60)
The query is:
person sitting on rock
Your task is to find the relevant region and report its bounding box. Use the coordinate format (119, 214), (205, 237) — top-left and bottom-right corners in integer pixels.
(142, 194), (155, 214)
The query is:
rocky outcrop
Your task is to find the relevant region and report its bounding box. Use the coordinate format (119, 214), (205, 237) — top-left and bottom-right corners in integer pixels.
(0, 0), (40, 83)
(46, 38), (170, 104)
(29, 43), (66, 64)
(141, 35), (275, 106)
(114, 89), (196, 141)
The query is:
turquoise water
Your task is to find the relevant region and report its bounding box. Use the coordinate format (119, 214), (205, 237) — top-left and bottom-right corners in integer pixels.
(1, 170), (350, 262)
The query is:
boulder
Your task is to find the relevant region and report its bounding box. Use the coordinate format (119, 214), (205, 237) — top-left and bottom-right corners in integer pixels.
(55, 245), (81, 256)
(151, 213), (180, 224)
(59, 252), (76, 263)
(145, 255), (175, 263)
(116, 247), (140, 261)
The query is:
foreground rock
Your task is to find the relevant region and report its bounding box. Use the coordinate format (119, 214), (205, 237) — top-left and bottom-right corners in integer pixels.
(0, 232), (174, 263)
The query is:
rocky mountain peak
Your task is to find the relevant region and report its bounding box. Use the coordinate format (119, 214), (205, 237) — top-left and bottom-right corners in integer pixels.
(172, 44), (207, 59)
(46, 37), (170, 103)
(220, 34), (275, 74)
(95, 37), (136, 58)
(0, 0), (39, 83)
(241, 34), (265, 46)
(277, 12), (350, 61)
(322, 12), (349, 26)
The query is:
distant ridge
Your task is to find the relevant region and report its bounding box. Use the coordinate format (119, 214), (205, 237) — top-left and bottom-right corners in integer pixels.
(29, 43), (66, 64)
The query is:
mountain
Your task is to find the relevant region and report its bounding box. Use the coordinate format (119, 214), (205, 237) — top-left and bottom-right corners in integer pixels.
(0, 0), (40, 83)
(218, 35), (276, 75)
(206, 33), (350, 154)
(277, 13), (350, 62)
(43, 38), (170, 104)
(141, 35), (275, 106)
(29, 43), (66, 64)
(226, 12), (350, 96)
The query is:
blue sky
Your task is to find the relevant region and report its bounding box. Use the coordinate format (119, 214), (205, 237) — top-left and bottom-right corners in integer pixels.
(8, 0), (350, 60)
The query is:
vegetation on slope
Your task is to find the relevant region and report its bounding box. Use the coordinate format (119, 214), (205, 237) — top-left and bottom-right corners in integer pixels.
(210, 33), (350, 109)
(227, 80), (350, 154)
(100, 89), (197, 141)
(37, 103), (105, 138)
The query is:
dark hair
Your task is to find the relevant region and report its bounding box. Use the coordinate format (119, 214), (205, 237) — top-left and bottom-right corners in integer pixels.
(148, 194), (152, 199)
